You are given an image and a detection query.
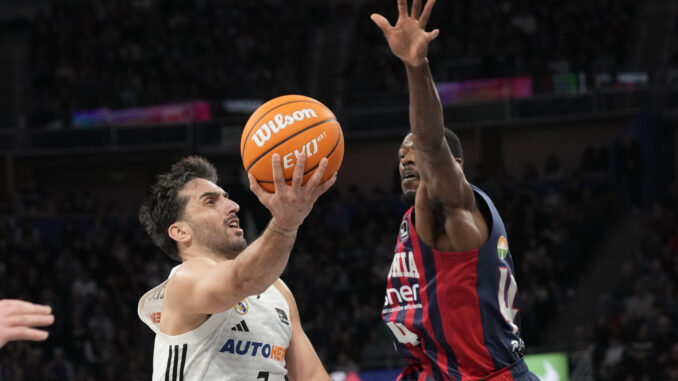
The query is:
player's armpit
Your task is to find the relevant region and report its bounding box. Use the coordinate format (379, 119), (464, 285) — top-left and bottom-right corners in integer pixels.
(274, 280), (331, 381)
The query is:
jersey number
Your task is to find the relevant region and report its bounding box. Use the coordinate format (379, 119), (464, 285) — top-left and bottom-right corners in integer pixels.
(386, 321), (421, 346)
(498, 267), (519, 334)
(257, 371), (269, 380)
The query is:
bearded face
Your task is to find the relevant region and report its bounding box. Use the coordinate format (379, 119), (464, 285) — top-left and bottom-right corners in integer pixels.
(177, 178), (248, 260)
(186, 215), (247, 259)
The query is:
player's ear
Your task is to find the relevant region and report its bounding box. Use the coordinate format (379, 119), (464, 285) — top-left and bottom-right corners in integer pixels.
(456, 157), (463, 167)
(168, 222), (191, 243)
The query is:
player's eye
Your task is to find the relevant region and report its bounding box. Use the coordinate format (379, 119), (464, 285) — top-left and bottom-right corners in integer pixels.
(205, 199), (216, 206)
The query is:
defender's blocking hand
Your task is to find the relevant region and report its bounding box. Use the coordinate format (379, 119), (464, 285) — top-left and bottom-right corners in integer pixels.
(371, 0), (439, 67)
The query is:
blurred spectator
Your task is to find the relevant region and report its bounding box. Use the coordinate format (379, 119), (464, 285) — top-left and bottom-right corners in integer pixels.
(594, 191), (678, 380)
(344, 0), (636, 103)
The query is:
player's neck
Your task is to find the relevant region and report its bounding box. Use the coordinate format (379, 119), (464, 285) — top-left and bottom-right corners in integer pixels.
(181, 244), (233, 263)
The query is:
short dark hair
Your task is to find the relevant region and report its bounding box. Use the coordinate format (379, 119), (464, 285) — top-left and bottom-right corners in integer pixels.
(444, 128), (463, 161)
(139, 156), (218, 261)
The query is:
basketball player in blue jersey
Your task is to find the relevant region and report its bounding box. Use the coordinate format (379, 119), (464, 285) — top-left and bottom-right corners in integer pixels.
(372, 1), (540, 380)
(137, 155), (335, 380)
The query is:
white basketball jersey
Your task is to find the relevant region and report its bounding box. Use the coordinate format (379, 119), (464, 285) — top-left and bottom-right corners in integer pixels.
(138, 266), (292, 381)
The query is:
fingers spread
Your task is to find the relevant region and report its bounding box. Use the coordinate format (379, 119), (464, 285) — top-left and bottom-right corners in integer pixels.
(305, 157), (329, 189)
(271, 154), (285, 191)
(419, 0), (436, 27)
(248, 173), (266, 196)
(427, 29), (440, 41)
(291, 153), (306, 189)
(311, 172), (337, 200)
(397, 0), (408, 17)
(370, 13), (391, 34)
(411, 0), (422, 18)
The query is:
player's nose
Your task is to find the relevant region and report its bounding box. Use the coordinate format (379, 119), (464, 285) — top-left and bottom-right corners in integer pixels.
(224, 197), (240, 214)
(400, 152), (415, 167)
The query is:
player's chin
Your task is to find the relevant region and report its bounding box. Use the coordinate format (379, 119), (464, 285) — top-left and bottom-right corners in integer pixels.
(231, 237), (248, 253)
(400, 190), (416, 206)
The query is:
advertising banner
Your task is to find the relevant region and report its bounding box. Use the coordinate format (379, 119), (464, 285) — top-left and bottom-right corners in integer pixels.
(437, 77), (533, 105)
(73, 100), (211, 128)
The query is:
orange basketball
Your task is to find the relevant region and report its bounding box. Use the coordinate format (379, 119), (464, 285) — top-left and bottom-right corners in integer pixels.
(240, 94), (344, 192)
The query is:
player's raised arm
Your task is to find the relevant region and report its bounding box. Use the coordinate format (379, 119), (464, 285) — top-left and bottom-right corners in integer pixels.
(371, 0), (475, 211)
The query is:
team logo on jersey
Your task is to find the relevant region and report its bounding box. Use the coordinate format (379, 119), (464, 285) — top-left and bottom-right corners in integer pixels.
(399, 220), (409, 241)
(497, 235), (509, 260)
(511, 338), (525, 354)
(275, 308), (289, 325)
(235, 299), (249, 315)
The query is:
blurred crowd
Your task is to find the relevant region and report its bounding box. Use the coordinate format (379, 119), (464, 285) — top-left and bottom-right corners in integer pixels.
(10, 0), (638, 126)
(0, 145), (628, 378)
(594, 190), (678, 380)
(28, 0), (327, 127)
(0, 215), (158, 380)
(344, 0), (637, 103)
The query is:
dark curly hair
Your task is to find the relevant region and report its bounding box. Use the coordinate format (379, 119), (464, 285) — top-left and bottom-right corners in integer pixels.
(139, 156), (218, 261)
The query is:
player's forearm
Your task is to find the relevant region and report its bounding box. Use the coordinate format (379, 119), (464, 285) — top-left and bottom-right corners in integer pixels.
(234, 219), (297, 294)
(405, 59), (446, 154)
(220, 219), (297, 298)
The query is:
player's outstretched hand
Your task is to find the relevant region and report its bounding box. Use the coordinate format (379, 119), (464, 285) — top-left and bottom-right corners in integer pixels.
(0, 299), (54, 349)
(371, 0), (439, 67)
(249, 153), (336, 230)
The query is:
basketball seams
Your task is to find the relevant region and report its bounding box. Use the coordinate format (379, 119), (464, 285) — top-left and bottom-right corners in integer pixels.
(244, 118), (338, 172)
(240, 97), (327, 156)
(256, 126), (343, 184)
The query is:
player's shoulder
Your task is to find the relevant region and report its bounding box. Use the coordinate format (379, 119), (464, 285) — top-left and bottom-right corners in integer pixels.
(168, 257), (217, 287)
(272, 279), (293, 300)
(273, 279), (298, 308)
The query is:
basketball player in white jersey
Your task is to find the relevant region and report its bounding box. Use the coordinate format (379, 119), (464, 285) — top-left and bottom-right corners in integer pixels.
(137, 154), (335, 380)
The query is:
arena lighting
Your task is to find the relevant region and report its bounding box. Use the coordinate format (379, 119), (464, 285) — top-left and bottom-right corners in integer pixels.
(436, 77), (533, 105)
(72, 100), (211, 128)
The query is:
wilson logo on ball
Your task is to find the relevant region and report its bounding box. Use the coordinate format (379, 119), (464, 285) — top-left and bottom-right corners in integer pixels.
(251, 108), (319, 147)
(241, 94), (344, 193)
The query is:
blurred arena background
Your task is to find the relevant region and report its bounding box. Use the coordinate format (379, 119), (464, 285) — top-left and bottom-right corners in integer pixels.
(0, 0), (677, 379)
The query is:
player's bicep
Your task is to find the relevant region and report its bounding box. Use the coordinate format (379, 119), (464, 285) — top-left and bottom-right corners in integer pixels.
(416, 141), (474, 210)
(166, 259), (244, 315)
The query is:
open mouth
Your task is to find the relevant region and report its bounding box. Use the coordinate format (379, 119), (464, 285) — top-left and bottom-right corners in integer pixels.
(401, 170), (418, 182)
(226, 218), (240, 229)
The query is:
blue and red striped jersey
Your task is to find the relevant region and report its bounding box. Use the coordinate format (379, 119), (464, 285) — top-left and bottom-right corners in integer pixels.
(382, 185), (527, 381)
